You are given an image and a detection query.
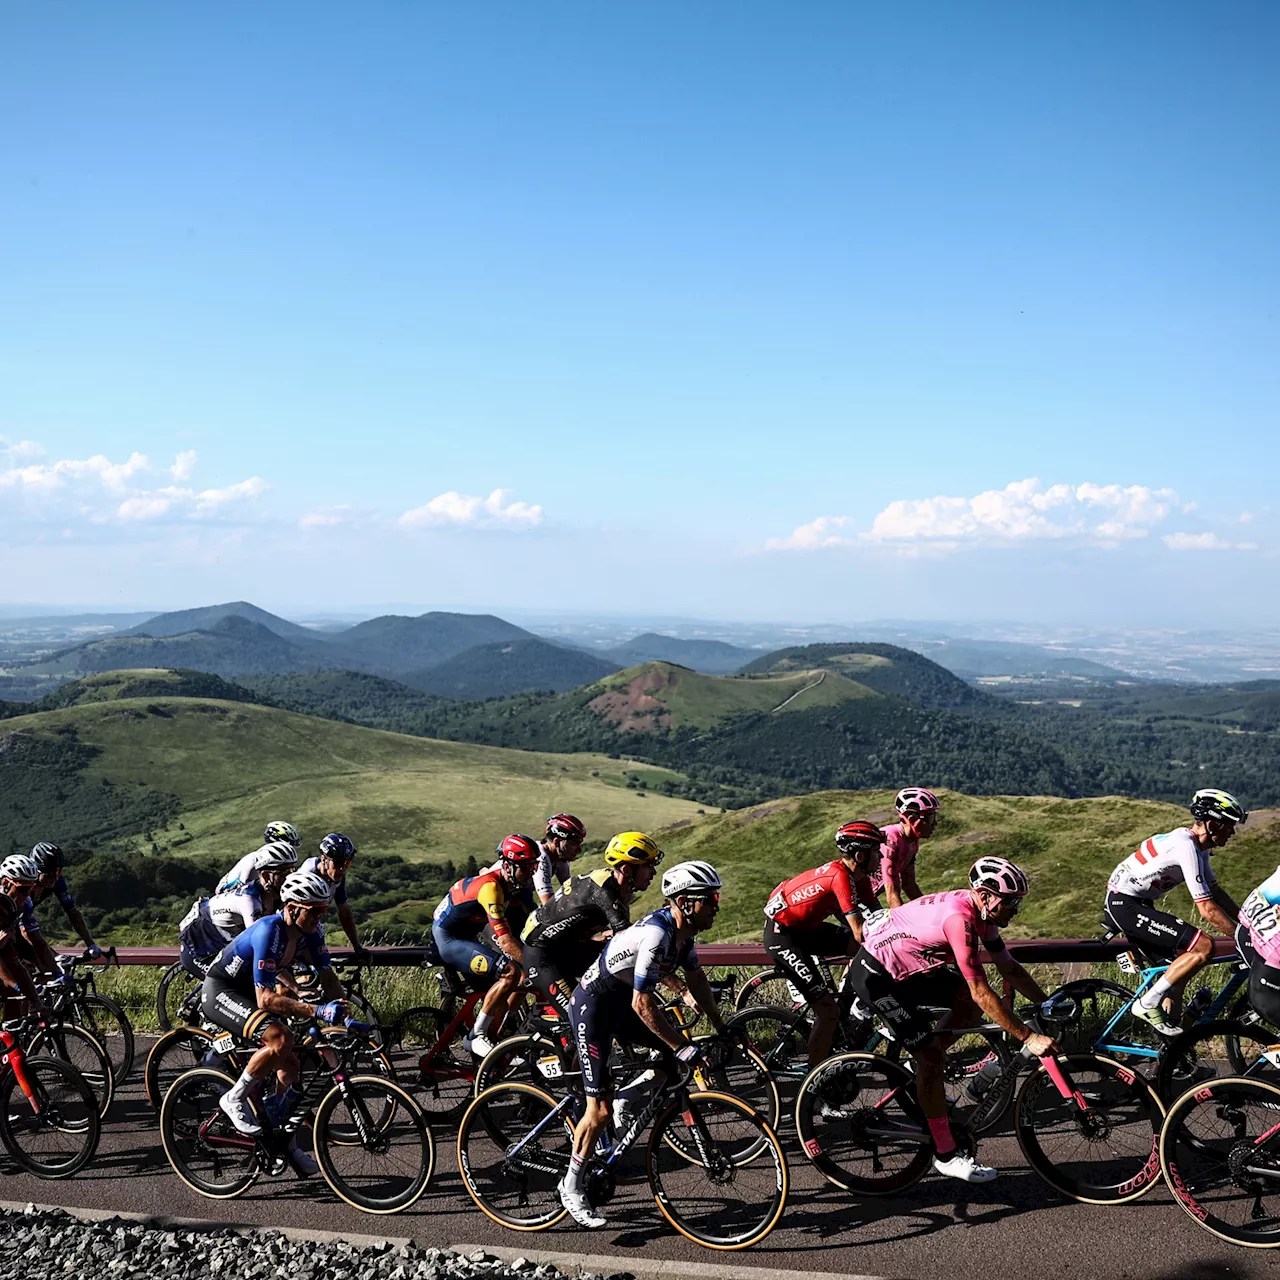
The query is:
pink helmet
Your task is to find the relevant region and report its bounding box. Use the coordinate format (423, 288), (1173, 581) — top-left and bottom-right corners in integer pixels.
(969, 857), (1029, 898)
(895, 787), (939, 815)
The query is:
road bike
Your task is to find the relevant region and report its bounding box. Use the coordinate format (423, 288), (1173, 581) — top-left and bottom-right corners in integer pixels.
(45, 947), (134, 1084)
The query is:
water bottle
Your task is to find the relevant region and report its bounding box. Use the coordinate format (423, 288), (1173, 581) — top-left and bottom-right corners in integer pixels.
(960, 1053), (1004, 1104)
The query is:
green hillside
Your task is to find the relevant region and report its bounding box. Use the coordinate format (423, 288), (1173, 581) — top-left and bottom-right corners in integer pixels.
(0, 695), (706, 864)
(637, 789), (1280, 943)
(9, 668), (261, 711)
(604, 634), (755, 675)
(120, 601), (318, 642)
(406, 638), (619, 700)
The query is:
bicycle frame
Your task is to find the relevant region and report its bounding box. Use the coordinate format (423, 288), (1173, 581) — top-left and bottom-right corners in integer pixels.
(0, 1026), (43, 1114)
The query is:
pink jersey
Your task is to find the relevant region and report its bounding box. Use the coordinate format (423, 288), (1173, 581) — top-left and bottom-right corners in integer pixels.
(869, 823), (919, 897)
(861, 889), (1004, 982)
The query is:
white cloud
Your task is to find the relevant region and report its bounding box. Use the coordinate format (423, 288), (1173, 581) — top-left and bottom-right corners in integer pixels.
(117, 496), (173, 521)
(399, 488), (543, 531)
(191, 477), (268, 515)
(765, 516), (855, 550)
(300, 507), (351, 529)
(1163, 532), (1256, 552)
(171, 450), (198, 481)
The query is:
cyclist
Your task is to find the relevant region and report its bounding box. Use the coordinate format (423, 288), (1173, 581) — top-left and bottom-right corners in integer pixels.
(849, 857), (1058, 1183)
(871, 788), (940, 908)
(1235, 865), (1280, 1029)
(216, 821), (303, 893)
(559, 859), (731, 1229)
(297, 832), (367, 956)
(431, 834), (539, 1057)
(522, 831), (663, 1018)
(1104, 788), (1246, 1036)
(0, 858), (54, 1016)
(178, 842), (298, 978)
(1, 853), (62, 976)
(762, 820), (883, 1066)
(203, 870), (350, 1173)
(26, 842), (106, 960)
(534, 813), (587, 905)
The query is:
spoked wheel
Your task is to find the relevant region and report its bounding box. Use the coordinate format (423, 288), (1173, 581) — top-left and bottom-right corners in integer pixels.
(29, 1023), (115, 1120)
(72, 993), (135, 1085)
(0, 1057), (101, 1178)
(794, 1052), (932, 1195)
(145, 1027), (219, 1111)
(647, 1090), (788, 1250)
(726, 1005), (812, 1110)
(1015, 1053), (1164, 1204)
(473, 1031), (574, 1098)
(156, 961), (203, 1033)
(313, 1077), (434, 1214)
(456, 1082), (574, 1230)
(394, 1006), (475, 1123)
(159, 1067), (261, 1199)
(1156, 1020), (1280, 1104)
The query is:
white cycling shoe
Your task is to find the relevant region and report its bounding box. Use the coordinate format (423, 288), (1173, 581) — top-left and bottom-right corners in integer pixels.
(557, 1179), (607, 1229)
(468, 1031), (496, 1059)
(1131, 1000), (1183, 1037)
(933, 1150), (998, 1183)
(218, 1091), (262, 1136)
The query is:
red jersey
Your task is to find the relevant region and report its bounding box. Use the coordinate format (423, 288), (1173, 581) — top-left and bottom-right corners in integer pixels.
(764, 860), (875, 931)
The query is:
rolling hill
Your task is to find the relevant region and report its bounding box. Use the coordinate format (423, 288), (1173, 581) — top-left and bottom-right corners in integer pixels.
(120, 601), (319, 643)
(603, 634), (755, 675)
(4, 668), (261, 712)
(404, 638), (619, 699)
(333, 611), (534, 670)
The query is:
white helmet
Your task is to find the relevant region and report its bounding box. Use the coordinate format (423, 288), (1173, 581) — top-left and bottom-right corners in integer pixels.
(258, 840), (300, 870)
(661, 860), (722, 898)
(0, 854), (42, 885)
(280, 870), (334, 905)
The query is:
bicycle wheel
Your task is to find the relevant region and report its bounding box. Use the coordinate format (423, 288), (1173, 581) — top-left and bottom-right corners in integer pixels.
(1047, 978), (1142, 1057)
(456, 1082), (573, 1231)
(302, 1030), (398, 1143)
(395, 1005), (475, 1123)
(672, 1042), (779, 1161)
(0, 1057), (101, 1178)
(156, 961), (202, 1033)
(73, 993), (135, 1086)
(473, 1031), (575, 1098)
(1160, 1075), (1280, 1247)
(794, 1051), (931, 1195)
(726, 1006), (812, 1105)
(29, 1023), (115, 1120)
(159, 1067), (261, 1199)
(1015, 1053), (1163, 1204)
(145, 1027), (218, 1111)
(1156, 1019), (1280, 1103)
(648, 1090), (788, 1250)
(313, 1076), (433, 1214)
(1224, 998), (1280, 1075)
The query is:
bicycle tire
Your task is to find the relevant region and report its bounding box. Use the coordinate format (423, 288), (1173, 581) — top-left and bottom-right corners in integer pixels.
(0, 1056), (101, 1178)
(647, 1089), (788, 1251)
(395, 1005), (475, 1122)
(1155, 1019), (1280, 1103)
(145, 1026), (218, 1111)
(473, 1031), (575, 1098)
(456, 1082), (573, 1231)
(794, 1051), (931, 1195)
(1046, 978), (1144, 1058)
(73, 993), (135, 1085)
(156, 961), (202, 1033)
(1225, 994), (1280, 1074)
(313, 1076), (434, 1214)
(725, 1005), (812, 1103)
(159, 1067), (261, 1199)
(1015, 1052), (1163, 1205)
(304, 1029), (398, 1144)
(1160, 1074), (1280, 1247)
(673, 1043), (779, 1161)
(29, 1022), (115, 1121)
(734, 968), (797, 1012)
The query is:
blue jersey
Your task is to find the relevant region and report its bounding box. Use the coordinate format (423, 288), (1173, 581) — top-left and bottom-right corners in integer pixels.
(299, 856), (348, 906)
(205, 912), (329, 992)
(21, 874), (76, 933)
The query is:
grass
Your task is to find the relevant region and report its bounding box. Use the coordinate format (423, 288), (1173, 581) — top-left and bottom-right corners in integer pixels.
(1, 696), (708, 865)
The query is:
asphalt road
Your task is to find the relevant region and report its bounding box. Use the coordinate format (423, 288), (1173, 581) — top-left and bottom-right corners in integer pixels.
(3, 1040), (1276, 1280)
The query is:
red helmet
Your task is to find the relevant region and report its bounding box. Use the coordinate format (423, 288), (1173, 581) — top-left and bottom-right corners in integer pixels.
(545, 813), (586, 841)
(497, 834), (541, 865)
(835, 821), (884, 857)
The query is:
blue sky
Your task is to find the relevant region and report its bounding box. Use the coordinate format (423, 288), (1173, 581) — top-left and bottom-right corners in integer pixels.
(3, 3), (1277, 624)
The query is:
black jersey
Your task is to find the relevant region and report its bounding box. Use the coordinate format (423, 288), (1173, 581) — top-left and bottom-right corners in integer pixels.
(521, 867), (631, 950)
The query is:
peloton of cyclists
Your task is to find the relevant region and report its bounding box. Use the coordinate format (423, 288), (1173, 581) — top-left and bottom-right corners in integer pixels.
(871, 787), (940, 907)
(1104, 787), (1246, 1036)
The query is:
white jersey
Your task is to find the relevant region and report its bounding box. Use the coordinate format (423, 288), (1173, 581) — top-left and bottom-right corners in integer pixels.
(533, 841), (572, 900)
(217, 846), (282, 894)
(1107, 827), (1216, 903)
(581, 906), (700, 994)
(179, 883), (269, 956)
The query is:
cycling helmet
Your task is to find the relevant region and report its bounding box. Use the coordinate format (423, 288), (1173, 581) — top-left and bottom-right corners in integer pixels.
(969, 857), (1029, 898)
(545, 813), (586, 841)
(497, 834), (541, 864)
(604, 831), (664, 867)
(661, 860), (722, 898)
(264, 820), (301, 847)
(318, 832), (357, 863)
(1190, 788), (1248, 826)
(835, 821), (884, 857)
(30, 841), (64, 873)
(0, 854), (42, 886)
(258, 840), (299, 870)
(280, 870), (335, 905)
(895, 787), (940, 815)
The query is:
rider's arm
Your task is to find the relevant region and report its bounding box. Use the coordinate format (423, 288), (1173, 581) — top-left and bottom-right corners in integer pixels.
(480, 882), (523, 965)
(683, 965), (730, 1035)
(63, 906), (98, 950)
(0, 941), (52, 1014)
(251, 925), (326, 1019)
(880, 831), (908, 909)
(990, 949), (1050, 1004)
(1202, 884), (1240, 932)
(901, 863), (922, 902)
(945, 915), (1044, 1048)
(833, 865), (865, 944)
(632, 989), (687, 1052)
(337, 901), (362, 950)
(19, 919), (59, 974)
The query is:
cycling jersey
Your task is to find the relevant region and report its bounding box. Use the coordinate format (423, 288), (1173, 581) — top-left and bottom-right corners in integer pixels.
(204, 912), (328, 992)
(860, 890), (1005, 982)
(764, 860), (876, 932)
(1241, 867), (1280, 968)
(17, 895), (42, 935)
(522, 868), (630, 948)
(869, 824), (918, 897)
(1107, 827), (1216, 903)
(432, 869), (512, 941)
(581, 906), (700, 994)
(31, 874), (76, 912)
(179, 883), (269, 958)
(298, 856), (349, 907)
(533, 841), (572, 900)
(217, 847), (283, 894)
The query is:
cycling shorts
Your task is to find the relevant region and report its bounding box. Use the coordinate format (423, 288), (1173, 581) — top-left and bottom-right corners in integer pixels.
(522, 941), (592, 1019)
(1236, 926), (1280, 1028)
(567, 982), (665, 1099)
(846, 951), (965, 1051)
(432, 925), (509, 992)
(179, 942), (215, 982)
(762, 918), (851, 1004)
(200, 977), (284, 1042)
(1105, 891), (1202, 960)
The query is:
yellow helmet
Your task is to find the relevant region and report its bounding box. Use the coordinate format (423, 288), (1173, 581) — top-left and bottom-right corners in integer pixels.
(604, 831), (664, 867)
